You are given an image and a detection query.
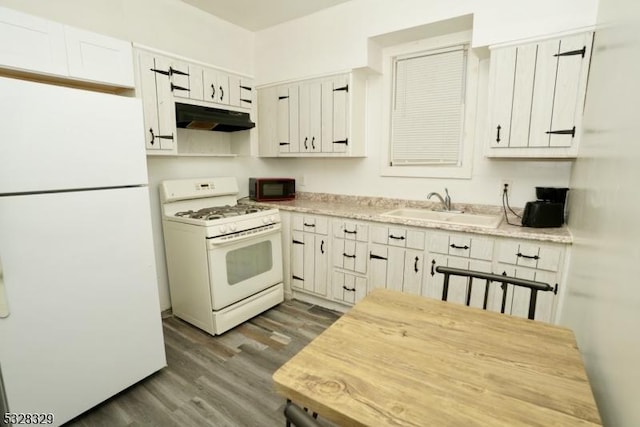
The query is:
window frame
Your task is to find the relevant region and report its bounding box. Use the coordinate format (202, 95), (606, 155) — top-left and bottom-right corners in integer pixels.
(380, 30), (479, 179)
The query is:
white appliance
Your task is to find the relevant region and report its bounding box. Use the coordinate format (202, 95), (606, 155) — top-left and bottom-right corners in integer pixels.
(160, 177), (284, 335)
(0, 76), (166, 426)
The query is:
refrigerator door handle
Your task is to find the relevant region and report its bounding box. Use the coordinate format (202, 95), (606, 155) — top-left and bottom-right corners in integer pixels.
(0, 256), (9, 318)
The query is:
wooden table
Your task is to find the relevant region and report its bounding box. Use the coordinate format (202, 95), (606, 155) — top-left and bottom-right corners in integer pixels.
(273, 289), (601, 426)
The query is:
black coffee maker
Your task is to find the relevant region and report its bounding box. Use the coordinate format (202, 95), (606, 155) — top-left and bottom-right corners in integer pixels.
(522, 187), (569, 228)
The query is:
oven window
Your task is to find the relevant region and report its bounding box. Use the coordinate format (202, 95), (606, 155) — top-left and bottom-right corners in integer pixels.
(226, 240), (273, 285)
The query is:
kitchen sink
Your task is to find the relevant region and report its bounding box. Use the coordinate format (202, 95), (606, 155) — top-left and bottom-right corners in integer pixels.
(381, 208), (503, 228)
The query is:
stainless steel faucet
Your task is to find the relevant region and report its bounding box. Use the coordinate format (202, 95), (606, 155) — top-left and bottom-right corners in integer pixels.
(427, 188), (452, 211)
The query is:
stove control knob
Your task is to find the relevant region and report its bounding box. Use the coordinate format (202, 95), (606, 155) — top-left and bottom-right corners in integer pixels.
(229, 224), (237, 232)
(269, 215), (275, 223)
(262, 217), (269, 224)
(219, 225), (228, 234)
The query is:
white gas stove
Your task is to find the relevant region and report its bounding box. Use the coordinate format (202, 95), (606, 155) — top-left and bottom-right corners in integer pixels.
(160, 177), (284, 336)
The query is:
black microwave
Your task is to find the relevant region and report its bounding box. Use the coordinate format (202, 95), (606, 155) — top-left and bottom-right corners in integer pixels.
(249, 178), (295, 201)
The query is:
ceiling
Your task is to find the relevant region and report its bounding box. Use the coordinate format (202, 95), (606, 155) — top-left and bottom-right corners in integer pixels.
(180, 0), (352, 31)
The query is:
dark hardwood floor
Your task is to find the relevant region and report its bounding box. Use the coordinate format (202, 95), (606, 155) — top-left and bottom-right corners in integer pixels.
(64, 300), (341, 427)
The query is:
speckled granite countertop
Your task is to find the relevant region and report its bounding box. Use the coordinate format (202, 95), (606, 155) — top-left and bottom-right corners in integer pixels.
(243, 192), (573, 244)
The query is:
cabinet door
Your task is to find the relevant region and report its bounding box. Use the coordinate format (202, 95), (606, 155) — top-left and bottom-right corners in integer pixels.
(64, 26), (134, 87)
(488, 47), (517, 148)
(187, 64), (204, 101)
(313, 235), (329, 296)
(509, 44), (537, 148)
(302, 232), (316, 293)
(548, 33), (592, 148)
(0, 6), (68, 76)
(368, 244), (388, 290)
(277, 85), (300, 153)
(331, 76), (350, 153)
(291, 231), (305, 290)
(386, 246), (405, 292)
(137, 52), (175, 152)
(424, 254), (447, 299)
(497, 265), (557, 322)
(299, 81), (321, 153)
(203, 68), (219, 103)
(528, 38), (561, 147)
(228, 76), (253, 108)
(218, 72), (230, 105)
(239, 79), (254, 109)
(229, 74), (241, 106)
(403, 249), (424, 296)
(320, 75), (349, 153)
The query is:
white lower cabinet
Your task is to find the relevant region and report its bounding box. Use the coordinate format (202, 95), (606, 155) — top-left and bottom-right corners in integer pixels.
(425, 231), (495, 305)
(331, 219), (369, 305)
(285, 212), (566, 323)
(290, 215), (329, 296)
(494, 238), (563, 322)
(369, 226), (426, 295)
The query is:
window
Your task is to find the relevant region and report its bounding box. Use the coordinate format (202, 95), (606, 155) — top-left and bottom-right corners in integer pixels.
(381, 31), (479, 178)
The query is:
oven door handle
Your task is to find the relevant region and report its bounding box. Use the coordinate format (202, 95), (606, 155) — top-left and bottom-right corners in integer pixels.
(207, 225), (281, 247)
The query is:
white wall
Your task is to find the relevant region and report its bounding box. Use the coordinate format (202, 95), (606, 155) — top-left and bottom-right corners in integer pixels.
(562, 0), (640, 424)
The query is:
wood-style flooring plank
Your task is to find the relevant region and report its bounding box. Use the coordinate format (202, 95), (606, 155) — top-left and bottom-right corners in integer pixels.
(64, 300), (341, 426)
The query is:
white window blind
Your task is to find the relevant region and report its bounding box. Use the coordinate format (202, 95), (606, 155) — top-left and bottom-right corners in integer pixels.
(391, 46), (467, 166)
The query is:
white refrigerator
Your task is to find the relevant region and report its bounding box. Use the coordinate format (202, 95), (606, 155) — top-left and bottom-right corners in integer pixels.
(0, 76), (166, 425)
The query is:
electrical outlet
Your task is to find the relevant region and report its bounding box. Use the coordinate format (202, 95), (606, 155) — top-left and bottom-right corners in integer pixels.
(500, 180), (512, 198)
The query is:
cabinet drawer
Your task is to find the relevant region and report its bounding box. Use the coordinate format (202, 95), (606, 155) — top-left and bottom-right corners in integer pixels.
(497, 240), (562, 271)
(371, 225), (425, 249)
(333, 239), (367, 274)
(292, 215), (328, 234)
(332, 271), (367, 305)
(429, 233), (494, 260)
(333, 220), (368, 241)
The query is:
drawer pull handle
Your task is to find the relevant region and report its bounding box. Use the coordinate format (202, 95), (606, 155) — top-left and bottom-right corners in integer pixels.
(292, 239), (304, 245)
(303, 223), (315, 228)
(517, 252), (539, 260)
(450, 244), (469, 250)
(343, 229), (357, 234)
(389, 235), (405, 240)
(343, 253), (356, 259)
(343, 286), (356, 292)
(292, 275), (304, 281)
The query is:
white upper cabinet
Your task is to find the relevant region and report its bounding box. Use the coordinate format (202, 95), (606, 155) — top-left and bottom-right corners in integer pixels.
(486, 32), (593, 158)
(136, 51), (175, 153)
(0, 7), (68, 76)
(0, 6), (134, 87)
(258, 71), (366, 158)
(64, 26), (134, 87)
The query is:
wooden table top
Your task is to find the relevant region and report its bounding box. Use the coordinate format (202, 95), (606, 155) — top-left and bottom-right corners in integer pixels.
(273, 289), (601, 426)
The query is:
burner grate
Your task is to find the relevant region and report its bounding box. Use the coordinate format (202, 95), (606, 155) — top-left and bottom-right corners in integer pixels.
(174, 204), (269, 220)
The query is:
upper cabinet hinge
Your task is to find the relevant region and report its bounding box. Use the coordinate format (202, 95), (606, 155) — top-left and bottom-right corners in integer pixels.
(554, 46), (587, 58)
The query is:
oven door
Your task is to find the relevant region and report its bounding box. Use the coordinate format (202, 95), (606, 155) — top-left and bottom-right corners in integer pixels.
(206, 226), (283, 310)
